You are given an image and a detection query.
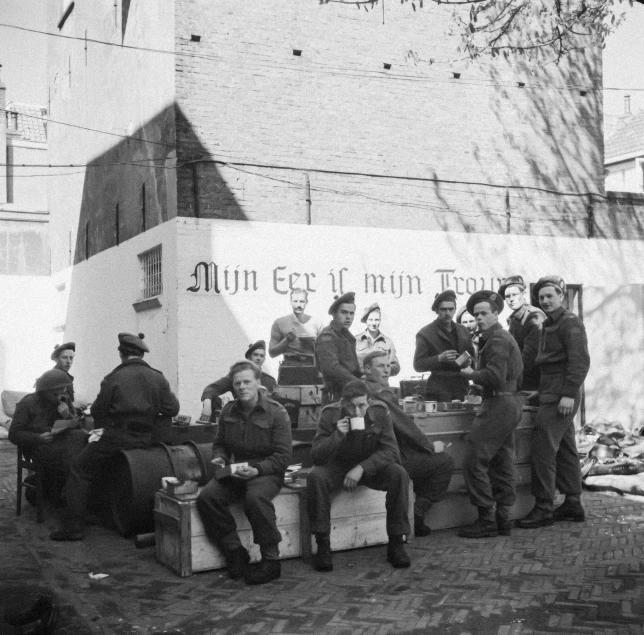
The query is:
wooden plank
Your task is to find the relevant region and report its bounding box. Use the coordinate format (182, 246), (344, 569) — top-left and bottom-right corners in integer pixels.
(273, 385), (322, 406)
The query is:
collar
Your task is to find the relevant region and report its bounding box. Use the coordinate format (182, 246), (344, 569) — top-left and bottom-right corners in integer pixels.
(329, 321), (350, 336)
(231, 390), (268, 415)
(435, 319), (455, 334)
(509, 304), (528, 321)
(358, 329), (385, 342)
(545, 306), (566, 324)
(479, 321), (502, 342)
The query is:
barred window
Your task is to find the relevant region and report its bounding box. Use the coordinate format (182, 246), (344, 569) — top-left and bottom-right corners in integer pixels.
(139, 245), (162, 299)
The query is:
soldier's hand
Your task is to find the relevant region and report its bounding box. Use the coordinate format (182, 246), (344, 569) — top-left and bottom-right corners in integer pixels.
(438, 350), (458, 363)
(57, 402), (70, 418)
(201, 400), (212, 418)
(211, 457), (226, 468)
(285, 329), (298, 343)
(234, 465), (259, 480)
(336, 418), (350, 435)
(39, 432), (54, 444)
(343, 465), (364, 491)
(558, 396), (575, 417)
(460, 366), (474, 377)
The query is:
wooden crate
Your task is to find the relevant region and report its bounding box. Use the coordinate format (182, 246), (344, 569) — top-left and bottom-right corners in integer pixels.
(273, 385), (322, 406)
(155, 487), (305, 577)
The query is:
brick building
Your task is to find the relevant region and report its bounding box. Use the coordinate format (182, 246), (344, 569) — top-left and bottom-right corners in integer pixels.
(42, 0), (644, 424)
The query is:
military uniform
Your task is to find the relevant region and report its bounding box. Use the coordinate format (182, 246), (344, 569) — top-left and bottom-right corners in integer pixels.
(531, 306), (590, 506)
(356, 330), (401, 376)
(306, 400), (410, 537)
(315, 323), (362, 404)
(507, 304), (546, 391)
(196, 393), (292, 554)
(413, 320), (474, 401)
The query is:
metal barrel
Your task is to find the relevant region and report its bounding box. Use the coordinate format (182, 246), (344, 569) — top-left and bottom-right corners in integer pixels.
(109, 442), (213, 537)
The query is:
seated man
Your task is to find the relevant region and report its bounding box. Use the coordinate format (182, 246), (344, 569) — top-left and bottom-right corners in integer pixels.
(307, 380), (411, 572)
(201, 340), (276, 422)
(196, 360), (292, 585)
(362, 350), (454, 537)
(9, 369), (88, 501)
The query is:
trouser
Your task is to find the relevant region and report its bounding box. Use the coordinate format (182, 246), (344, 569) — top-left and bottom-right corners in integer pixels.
(400, 447), (454, 514)
(196, 474), (284, 553)
(306, 462), (411, 536)
(530, 395), (582, 505)
(62, 428), (152, 532)
(462, 395), (524, 510)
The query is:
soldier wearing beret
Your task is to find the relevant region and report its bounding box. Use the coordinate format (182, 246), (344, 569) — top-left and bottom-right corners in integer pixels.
(51, 332), (180, 541)
(498, 275), (546, 393)
(458, 290), (524, 538)
(307, 380), (411, 572)
(315, 292), (363, 405)
(355, 303), (401, 376)
(516, 276), (590, 529)
(413, 290), (474, 401)
(201, 341), (276, 422)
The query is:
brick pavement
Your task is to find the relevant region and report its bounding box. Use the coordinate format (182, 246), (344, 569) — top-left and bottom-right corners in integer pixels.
(1, 439), (643, 635)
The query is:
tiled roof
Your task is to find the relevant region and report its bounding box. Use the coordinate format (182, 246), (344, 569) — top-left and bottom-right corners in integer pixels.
(5, 102), (48, 143)
(605, 109), (644, 162)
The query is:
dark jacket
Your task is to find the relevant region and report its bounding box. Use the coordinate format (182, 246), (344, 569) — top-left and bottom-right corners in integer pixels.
(507, 304), (546, 391)
(213, 392), (292, 477)
(90, 358), (180, 434)
(8, 393), (61, 448)
(536, 307), (590, 403)
(363, 378), (434, 455)
(413, 320), (474, 399)
(468, 323), (523, 398)
(315, 322), (362, 398)
(311, 400), (400, 477)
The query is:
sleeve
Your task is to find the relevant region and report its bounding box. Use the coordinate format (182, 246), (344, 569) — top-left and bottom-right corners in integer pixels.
(311, 408), (347, 465)
(201, 376), (233, 402)
(413, 331), (441, 372)
(261, 374), (277, 393)
(359, 407), (401, 477)
(158, 378), (180, 417)
(388, 338), (401, 376)
(316, 333), (359, 387)
(521, 315), (544, 377)
(469, 335), (509, 392)
(561, 318), (590, 398)
(268, 319), (285, 358)
(254, 406), (293, 476)
(8, 401), (42, 447)
(211, 404), (232, 463)
(90, 379), (113, 426)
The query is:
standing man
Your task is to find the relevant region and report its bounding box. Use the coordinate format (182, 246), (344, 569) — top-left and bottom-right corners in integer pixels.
(197, 360), (292, 585)
(315, 292), (362, 405)
(269, 288), (323, 369)
(355, 303), (401, 376)
(50, 333), (180, 541)
(363, 350), (454, 537)
(498, 275), (546, 393)
(516, 276), (590, 528)
(458, 291), (524, 538)
(307, 380), (411, 572)
(414, 290), (474, 401)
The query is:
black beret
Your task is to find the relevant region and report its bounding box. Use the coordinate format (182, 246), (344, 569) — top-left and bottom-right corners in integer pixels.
(51, 342), (75, 361)
(532, 275), (566, 300)
(328, 291), (356, 315)
(35, 369), (73, 392)
(245, 340), (266, 359)
(431, 290), (457, 312)
(118, 332), (150, 353)
(498, 275), (526, 298)
(466, 290), (504, 315)
(360, 302), (381, 323)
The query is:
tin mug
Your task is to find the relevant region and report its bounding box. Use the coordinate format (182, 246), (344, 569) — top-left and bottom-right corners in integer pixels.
(424, 401), (438, 413)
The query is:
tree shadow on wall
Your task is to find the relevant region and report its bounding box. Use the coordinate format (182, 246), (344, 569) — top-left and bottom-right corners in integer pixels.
(74, 103), (247, 265)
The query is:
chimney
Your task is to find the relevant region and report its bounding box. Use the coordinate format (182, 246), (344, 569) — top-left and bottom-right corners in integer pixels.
(625, 95), (631, 116)
(0, 64), (7, 205)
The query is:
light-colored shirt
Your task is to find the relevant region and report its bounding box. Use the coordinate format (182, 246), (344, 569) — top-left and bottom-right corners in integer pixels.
(270, 313), (324, 358)
(355, 329), (401, 376)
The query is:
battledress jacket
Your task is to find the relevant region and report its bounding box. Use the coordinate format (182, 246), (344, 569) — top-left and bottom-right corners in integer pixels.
(507, 304), (546, 391)
(8, 393), (68, 448)
(315, 323), (362, 397)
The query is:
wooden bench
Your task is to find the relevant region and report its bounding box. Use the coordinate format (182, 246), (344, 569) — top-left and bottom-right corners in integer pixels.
(155, 483), (414, 577)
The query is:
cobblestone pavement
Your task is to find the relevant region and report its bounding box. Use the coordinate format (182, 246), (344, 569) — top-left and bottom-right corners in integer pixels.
(1, 439), (643, 635)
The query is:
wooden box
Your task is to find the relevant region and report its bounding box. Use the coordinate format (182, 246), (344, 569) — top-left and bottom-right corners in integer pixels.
(273, 385), (322, 406)
(155, 487), (305, 577)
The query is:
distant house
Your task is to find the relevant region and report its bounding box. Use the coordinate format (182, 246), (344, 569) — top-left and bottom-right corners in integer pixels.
(605, 99), (644, 194)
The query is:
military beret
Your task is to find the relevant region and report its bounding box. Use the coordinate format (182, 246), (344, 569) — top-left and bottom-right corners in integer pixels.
(431, 290), (457, 312)
(245, 340), (266, 359)
(466, 290), (504, 315)
(532, 275), (566, 300)
(498, 275), (526, 298)
(118, 332), (150, 353)
(50, 342), (75, 361)
(360, 302), (381, 323)
(328, 291), (356, 315)
(455, 306), (472, 324)
(35, 369), (73, 393)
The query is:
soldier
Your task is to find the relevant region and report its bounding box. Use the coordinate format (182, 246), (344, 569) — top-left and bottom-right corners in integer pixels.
(50, 333), (180, 541)
(498, 275), (546, 393)
(50, 342), (89, 411)
(355, 303), (401, 376)
(414, 290), (474, 401)
(307, 380), (411, 571)
(458, 290), (524, 538)
(516, 276), (590, 529)
(315, 292), (362, 404)
(197, 360), (292, 585)
(363, 350), (454, 537)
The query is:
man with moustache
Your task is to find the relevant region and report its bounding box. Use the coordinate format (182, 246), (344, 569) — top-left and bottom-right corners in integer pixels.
(516, 276), (590, 528)
(315, 292), (362, 405)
